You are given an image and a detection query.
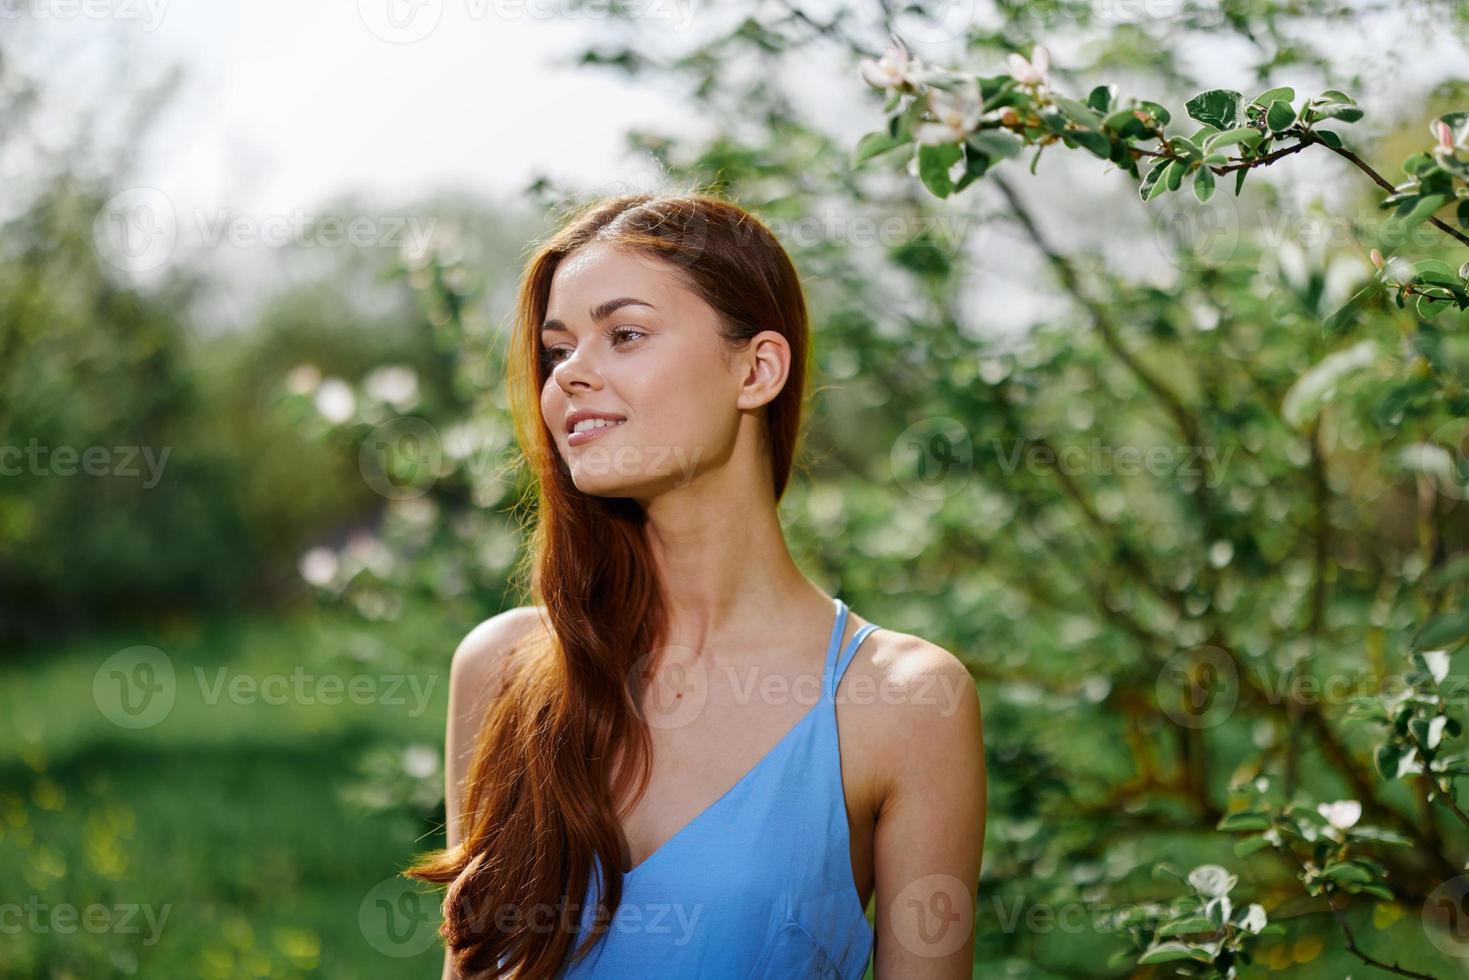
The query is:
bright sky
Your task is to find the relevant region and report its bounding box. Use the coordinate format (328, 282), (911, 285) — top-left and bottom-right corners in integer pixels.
(17, 0), (706, 216)
(8, 1), (1462, 333)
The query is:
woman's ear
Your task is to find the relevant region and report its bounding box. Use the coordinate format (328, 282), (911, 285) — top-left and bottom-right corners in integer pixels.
(734, 330), (791, 411)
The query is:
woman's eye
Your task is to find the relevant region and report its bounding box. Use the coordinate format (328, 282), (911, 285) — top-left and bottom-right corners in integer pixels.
(541, 327), (644, 367)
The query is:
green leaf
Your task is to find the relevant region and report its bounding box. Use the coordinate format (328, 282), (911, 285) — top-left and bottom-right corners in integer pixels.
(1217, 810), (1271, 831)
(1165, 158), (1187, 192)
(1140, 159), (1171, 201)
(1322, 861), (1374, 884)
(1393, 194), (1448, 229)
(1204, 126), (1264, 152)
(1139, 942), (1211, 964)
(1038, 106), (1070, 136)
(1235, 166), (1249, 195)
(1158, 916), (1215, 937)
(1323, 282), (1381, 336)
(1101, 107), (1148, 135)
(1053, 96), (1103, 129)
(1316, 102), (1364, 123)
(1315, 130), (1343, 149)
(1460, 199), (1469, 230)
(1068, 129), (1113, 159)
(917, 143), (962, 198)
(1266, 99), (1297, 133)
(1418, 293), (1456, 320)
(1391, 193), (1422, 217)
(1409, 258), (1459, 281)
(977, 73), (1017, 103)
(1186, 89), (1242, 130)
(1087, 83), (1115, 113)
(1403, 151), (1435, 176)
(1440, 153), (1469, 181)
(966, 130), (1023, 160)
(888, 98), (927, 142)
(1194, 165), (1215, 202)
(1375, 742), (1413, 780)
(1350, 825), (1414, 846)
(1415, 610), (1469, 650)
(1171, 135), (1204, 161)
(1251, 86), (1296, 107)
(1235, 834), (1273, 858)
(852, 130), (910, 166)
(952, 148), (992, 194)
(1136, 100), (1171, 126)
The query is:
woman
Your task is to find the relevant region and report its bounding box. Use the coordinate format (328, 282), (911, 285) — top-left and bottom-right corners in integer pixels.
(406, 191), (986, 978)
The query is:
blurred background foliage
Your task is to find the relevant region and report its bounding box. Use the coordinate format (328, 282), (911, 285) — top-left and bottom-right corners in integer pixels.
(3, 0), (1469, 976)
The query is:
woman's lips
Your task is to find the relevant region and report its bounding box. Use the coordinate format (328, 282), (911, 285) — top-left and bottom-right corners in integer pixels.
(567, 419), (627, 447)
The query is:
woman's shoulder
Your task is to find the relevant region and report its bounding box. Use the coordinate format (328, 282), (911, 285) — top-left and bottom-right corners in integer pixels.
(846, 624), (977, 714)
(451, 605), (551, 693)
(841, 624), (983, 799)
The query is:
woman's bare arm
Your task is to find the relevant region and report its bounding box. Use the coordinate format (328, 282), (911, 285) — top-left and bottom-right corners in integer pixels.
(868, 641), (987, 979)
(440, 606), (548, 980)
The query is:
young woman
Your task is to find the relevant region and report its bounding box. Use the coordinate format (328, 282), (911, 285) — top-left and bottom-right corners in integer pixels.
(406, 192), (986, 978)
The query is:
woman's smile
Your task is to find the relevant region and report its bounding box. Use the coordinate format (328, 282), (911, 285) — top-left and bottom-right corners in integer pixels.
(567, 417), (628, 447)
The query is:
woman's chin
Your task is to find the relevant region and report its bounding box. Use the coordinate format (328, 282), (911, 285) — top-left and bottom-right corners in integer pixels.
(569, 467), (642, 498)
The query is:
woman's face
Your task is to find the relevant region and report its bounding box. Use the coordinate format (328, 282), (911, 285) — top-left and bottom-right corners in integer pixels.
(539, 243), (758, 500)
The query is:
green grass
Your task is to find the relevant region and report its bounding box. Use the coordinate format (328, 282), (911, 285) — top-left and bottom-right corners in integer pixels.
(9, 603), (1458, 979)
(0, 602), (468, 979)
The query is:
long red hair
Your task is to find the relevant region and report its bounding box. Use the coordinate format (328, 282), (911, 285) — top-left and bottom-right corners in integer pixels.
(403, 190), (814, 977)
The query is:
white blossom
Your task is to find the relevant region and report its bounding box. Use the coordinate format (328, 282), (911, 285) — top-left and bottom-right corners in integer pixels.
(860, 38), (919, 92)
(1007, 45), (1051, 87)
(915, 85), (984, 146)
(363, 365), (419, 409)
(1316, 799), (1362, 832)
(314, 378), (356, 424)
(285, 363), (321, 395)
(299, 547), (338, 587)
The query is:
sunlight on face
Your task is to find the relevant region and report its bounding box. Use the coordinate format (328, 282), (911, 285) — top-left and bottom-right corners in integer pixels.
(539, 244), (744, 500)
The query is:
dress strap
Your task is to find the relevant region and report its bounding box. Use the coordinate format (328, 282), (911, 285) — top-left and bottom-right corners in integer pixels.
(832, 623), (880, 698)
(825, 598), (880, 700)
(821, 598), (850, 698)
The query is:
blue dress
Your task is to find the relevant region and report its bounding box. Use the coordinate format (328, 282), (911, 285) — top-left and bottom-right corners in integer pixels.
(555, 597), (881, 978)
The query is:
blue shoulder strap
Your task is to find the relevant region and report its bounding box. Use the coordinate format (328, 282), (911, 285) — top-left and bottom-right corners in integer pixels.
(826, 598), (880, 699)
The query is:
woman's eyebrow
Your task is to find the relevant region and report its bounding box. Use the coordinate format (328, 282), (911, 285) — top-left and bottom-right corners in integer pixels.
(541, 297), (657, 335)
